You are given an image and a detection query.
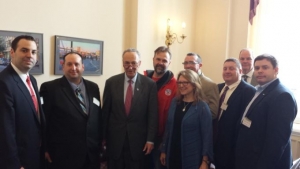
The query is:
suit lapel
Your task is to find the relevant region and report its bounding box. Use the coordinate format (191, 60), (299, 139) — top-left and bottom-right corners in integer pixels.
(128, 73), (143, 117)
(9, 65), (41, 124)
(246, 79), (279, 117)
(60, 76), (88, 118)
(226, 81), (244, 105)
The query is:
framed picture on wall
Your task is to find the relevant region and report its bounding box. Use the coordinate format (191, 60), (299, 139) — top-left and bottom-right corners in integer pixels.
(0, 30), (44, 74)
(54, 35), (104, 75)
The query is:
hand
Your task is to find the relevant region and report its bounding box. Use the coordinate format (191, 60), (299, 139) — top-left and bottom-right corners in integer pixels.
(45, 152), (52, 163)
(160, 152), (166, 166)
(143, 142), (154, 155)
(199, 161), (209, 169)
(20, 167), (24, 169)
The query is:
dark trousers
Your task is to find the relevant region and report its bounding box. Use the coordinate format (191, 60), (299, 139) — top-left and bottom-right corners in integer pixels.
(108, 134), (146, 169)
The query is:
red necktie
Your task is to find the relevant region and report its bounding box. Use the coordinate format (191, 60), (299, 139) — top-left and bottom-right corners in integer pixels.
(217, 86), (229, 119)
(124, 80), (133, 115)
(26, 76), (39, 116)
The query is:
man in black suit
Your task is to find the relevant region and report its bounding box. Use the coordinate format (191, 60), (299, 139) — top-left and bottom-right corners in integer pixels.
(235, 54), (297, 169)
(0, 35), (45, 169)
(214, 58), (256, 169)
(239, 48), (258, 86)
(40, 52), (102, 169)
(102, 48), (158, 169)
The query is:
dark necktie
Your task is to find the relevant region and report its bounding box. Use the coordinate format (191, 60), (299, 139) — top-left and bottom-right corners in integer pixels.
(124, 80), (133, 115)
(26, 76), (39, 116)
(242, 75), (248, 82)
(217, 86), (229, 120)
(75, 88), (87, 114)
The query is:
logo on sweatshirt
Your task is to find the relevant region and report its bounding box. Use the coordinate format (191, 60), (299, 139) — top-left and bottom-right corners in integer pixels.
(165, 89), (172, 96)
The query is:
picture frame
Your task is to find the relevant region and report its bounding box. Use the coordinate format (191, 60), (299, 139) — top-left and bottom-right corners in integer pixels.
(0, 30), (44, 74)
(54, 35), (104, 75)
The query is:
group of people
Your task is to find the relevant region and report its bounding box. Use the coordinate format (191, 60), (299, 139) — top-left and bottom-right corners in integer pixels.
(0, 35), (297, 169)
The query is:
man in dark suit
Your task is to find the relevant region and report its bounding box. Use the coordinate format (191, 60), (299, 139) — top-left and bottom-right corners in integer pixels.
(235, 54), (297, 169)
(239, 48), (258, 86)
(40, 52), (102, 169)
(0, 35), (45, 169)
(214, 58), (256, 169)
(103, 48), (158, 169)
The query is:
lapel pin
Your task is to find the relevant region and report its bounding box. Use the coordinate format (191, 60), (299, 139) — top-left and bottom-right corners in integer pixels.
(137, 88), (139, 91)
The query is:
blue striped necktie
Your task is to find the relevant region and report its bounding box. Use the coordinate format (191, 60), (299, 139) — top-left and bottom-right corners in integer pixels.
(75, 88), (87, 114)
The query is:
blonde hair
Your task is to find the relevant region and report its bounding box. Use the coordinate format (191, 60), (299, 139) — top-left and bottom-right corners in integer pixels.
(176, 69), (205, 104)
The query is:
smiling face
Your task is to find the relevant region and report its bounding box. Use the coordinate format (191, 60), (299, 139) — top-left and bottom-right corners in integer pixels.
(177, 75), (195, 98)
(222, 61), (242, 85)
(10, 39), (37, 73)
(254, 59), (278, 85)
(153, 51), (171, 77)
(62, 53), (84, 84)
(183, 55), (202, 73)
(239, 49), (253, 74)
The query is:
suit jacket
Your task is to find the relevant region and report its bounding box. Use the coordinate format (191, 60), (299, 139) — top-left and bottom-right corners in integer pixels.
(161, 99), (213, 168)
(0, 64), (45, 169)
(199, 73), (219, 119)
(102, 73), (158, 160)
(40, 76), (102, 169)
(235, 79), (297, 169)
(214, 80), (255, 169)
(250, 72), (258, 86)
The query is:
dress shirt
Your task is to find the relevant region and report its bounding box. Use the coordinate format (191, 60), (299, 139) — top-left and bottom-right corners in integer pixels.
(219, 80), (241, 119)
(11, 63), (37, 97)
(124, 73), (137, 102)
(241, 78), (278, 122)
(242, 68), (254, 83)
(69, 79), (89, 113)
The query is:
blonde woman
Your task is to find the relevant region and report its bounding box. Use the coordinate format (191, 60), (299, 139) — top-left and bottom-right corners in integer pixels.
(160, 69), (213, 169)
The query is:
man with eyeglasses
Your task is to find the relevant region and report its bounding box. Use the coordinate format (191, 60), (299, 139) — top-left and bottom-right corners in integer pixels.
(144, 46), (177, 169)
(102, 48), (158, 169)
(239, 48), (258, 86)
(183, 53), (219, 119)
(40, 52), (102, 169)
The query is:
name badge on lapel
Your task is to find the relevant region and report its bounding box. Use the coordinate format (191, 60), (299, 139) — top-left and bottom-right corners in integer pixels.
(40, 97), (44, 105)
(242, 117), (252, 128)
(93, 97), (100, 107)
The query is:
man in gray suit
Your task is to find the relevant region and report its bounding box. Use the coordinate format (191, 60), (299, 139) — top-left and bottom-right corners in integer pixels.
(183, 52), (219, 119)
(103, 48), (158, 169)
(239, 48), (258, 86)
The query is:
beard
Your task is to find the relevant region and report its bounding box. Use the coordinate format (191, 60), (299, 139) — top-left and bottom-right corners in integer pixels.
(154, 65), (166, 75)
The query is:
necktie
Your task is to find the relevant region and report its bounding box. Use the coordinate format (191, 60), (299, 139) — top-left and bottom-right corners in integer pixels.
(217, 86), (229, 120)
(242, 75), (248, 82)
(75, 88), (87, 114)
(124, 80), (133, 115)
(26, 76), (39, 116)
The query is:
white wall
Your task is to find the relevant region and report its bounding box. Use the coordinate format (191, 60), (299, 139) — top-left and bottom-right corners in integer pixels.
(0, 0), (250, 96)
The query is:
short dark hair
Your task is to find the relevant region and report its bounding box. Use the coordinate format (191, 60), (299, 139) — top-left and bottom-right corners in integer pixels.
(11, 35), (36, 51)
(62, 51), (83, 63)
(154, 46), (172, 59)
(187, 52), (202, 63)
(122, 48), (141, 59)
(254, 54), (278, 68)
(224, 58), (241, 69)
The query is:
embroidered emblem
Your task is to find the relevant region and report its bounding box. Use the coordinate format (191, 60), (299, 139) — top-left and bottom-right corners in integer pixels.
(165, 89), (172, 96)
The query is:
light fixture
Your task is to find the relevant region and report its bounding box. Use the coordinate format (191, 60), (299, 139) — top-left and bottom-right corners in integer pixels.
(165, 18), (187, 48)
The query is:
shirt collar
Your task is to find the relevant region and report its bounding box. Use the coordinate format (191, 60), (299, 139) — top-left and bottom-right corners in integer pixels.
(226, 80), (241, 90)
(124, 73), (138, 83)
(11, 63), (28, 82)
(67, 78), (84, 91)
(244, 68), (254, 77)
(256, 78), (277, 91)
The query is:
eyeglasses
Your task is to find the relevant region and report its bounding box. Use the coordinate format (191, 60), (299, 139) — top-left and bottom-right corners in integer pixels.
(123, 61), (139, 68)
(182, 61), (198, 65)
(176, 81), (190, 86)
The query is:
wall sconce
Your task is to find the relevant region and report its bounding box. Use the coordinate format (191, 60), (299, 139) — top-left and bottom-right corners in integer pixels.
(165, 18), (187, 48)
